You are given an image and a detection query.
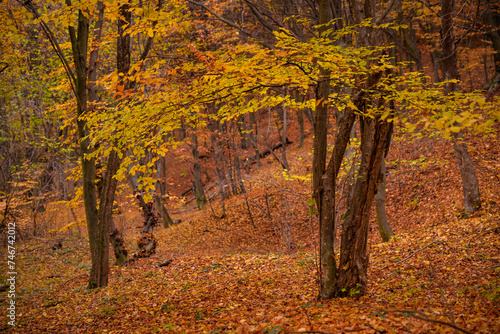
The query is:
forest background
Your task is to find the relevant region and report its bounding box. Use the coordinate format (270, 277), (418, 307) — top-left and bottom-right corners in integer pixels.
(0, 0), (500, 332)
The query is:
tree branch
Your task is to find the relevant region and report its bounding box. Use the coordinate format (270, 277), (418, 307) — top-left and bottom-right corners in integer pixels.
(18, 0), (77, 97)
(187, 0), (275, 49)
(0, 63), (8, 74)
(374, 0), (397, 25)
(244, 0), (276, 33)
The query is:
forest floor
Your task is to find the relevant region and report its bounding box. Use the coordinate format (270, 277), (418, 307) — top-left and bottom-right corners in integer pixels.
(1, 123), (500, 333)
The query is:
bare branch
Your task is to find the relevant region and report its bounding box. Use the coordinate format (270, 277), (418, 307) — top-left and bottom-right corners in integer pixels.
(244, 0), (276, 33)
(187, 0), (275, 49)
(377, 239), (439, 272)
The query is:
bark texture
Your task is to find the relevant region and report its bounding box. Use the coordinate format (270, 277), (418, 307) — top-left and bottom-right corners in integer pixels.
(313, 0), (333, 301)
(68, 8), (110, 289)
(336, 115), (391, 297)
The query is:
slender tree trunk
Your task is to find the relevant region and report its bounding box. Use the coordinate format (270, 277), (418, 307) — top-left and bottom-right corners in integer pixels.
(237, 114), (248, 149)
(97, 150), (122, 265)
(297, 108), (305, 148)
(375, 159), (394, 242)
(155, 193), (174, 227)
(375, 98), (395, 242)
(226, 143), (238, 195)
(441, 0), (481, 214)
(155, 155), (174, 227)
(314, 0), (334, 300)
(280, 102), (290, 170)
(190, 131), (207, 209)
(210, 120), (231, 200)
(68, 8), (109, 289)
(430, 51), (441, 83)
(229, 131), (246, 194)
(484, 1), (500, 90)
(248, 111), (261, 168)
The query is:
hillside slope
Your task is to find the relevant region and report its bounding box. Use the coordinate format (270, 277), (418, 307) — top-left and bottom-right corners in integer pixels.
(1, 123), (499, 333)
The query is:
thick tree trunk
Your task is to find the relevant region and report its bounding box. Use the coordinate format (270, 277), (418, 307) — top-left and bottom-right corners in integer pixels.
(336, 115), (390, 297)
(452, 139), (481, 212)
(135, 193), (158, 258)
(317, 110), (356, 300)
(441, 0), (481, 214)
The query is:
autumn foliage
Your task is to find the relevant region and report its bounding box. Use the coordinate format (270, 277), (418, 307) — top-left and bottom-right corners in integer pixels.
(0, 0), (500, 332)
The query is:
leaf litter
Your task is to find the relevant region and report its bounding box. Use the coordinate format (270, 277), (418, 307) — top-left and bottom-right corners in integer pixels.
(1, 128), (500, 333)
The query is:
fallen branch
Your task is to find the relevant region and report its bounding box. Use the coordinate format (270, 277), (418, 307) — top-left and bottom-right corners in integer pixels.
(429, 268), (457, 332)
(373, 309), (472, 334)
(286, 331), (335, 334)
(378, 239), (438, 272)
(57, 274), (88, 289)
(158, 259), (174, 267)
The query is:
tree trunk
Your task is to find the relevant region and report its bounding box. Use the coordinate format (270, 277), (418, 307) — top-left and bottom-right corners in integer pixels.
(154, 193), (174, 227)
(110, 218), (128, 265)
(155, 154), (174, 227)
(317, 109), (356, 300)
(297, 108), (305, 148)
(336, 115), (391, 297)
(209, 120), (231, 200)
(441, 0), (481, 214)
(135, 193), (158, 258)
(314, 0), (334, 300)
(375, 159), (394, 242)
(248, 111), (261, 168)
(484, 1), (500, 90)
(237, 114), (249, 149)
(98, 150), (122, 266)
(67, 7), (109, 289)
(190, 131), (207, 210)
(280, 102), (290, 170)
(229, 130), (246, 194)
(375, 100), (395, 242)
(452, 139), (482, 213)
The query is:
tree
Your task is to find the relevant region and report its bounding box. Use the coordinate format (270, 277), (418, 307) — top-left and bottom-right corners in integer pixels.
(441, 0), (482, 214)
(18, 0), (165, 286)
(483, 1), (500, 90)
